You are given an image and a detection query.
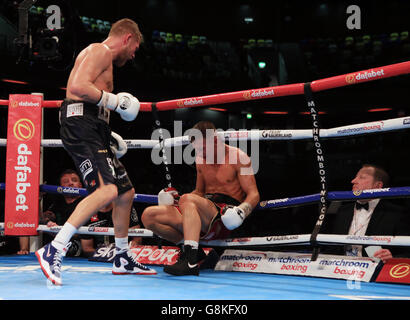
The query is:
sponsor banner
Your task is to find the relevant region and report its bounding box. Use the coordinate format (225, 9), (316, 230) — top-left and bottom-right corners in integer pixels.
(203, 234), (310, 247)
(89, 244), (212, 265)
(260, 198), (289, 207)
(223, 131), (249, 139)
(216, 250), (379, 282)
(176, 98), (204, 108)
(375, 258), (410, 284)
(352, 187), (390, 196)
(5, 95), (42, 235)
(131, 245), (181, 265)
(56, 186), (81, 195)
(345, 68), (385, 84)
(243, 89), (275, 100)
(336, 121), (385, 136)
(265, 235), (300, 242)
(261, 130), (292, 139)
(344, 235), (393, 245)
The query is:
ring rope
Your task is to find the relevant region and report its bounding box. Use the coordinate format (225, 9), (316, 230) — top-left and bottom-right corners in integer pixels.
(0, 222), (153, 238)
(1, 61), (409, 110)
(1, 62), (409, 251)
(1, 116), (409, 148)
(201, 233), (410, 247)
(149, 61), (410, 111)
(1, 183), (409, 210)
(1, 222), (409, 248)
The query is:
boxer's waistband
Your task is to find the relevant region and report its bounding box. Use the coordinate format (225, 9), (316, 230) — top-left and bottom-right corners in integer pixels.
(60, 99), (110, 124)
(205, 193), (241, 206)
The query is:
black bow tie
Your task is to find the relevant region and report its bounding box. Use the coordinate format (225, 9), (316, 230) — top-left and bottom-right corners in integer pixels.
(355, 202), (369, 211)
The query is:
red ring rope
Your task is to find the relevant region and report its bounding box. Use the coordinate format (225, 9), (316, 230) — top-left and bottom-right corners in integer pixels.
(0, 61), (409, 110)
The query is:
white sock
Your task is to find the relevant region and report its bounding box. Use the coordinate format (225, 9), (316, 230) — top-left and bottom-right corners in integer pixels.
(184, 240), (198, 250)
(53, 222), (77, 247)
(115, 237), (129, 252)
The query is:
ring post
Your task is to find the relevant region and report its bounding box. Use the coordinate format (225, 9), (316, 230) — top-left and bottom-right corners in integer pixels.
(30, 93), (44, 251)
(4, 94), (42, 236)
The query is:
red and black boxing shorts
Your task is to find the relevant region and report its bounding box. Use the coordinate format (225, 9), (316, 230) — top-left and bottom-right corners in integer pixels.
(59, 99), (133, 196)
(201, 193), (241, 241)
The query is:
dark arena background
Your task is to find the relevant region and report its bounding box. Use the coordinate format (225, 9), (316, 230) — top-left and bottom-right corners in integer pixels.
(0, 0), (410, 303)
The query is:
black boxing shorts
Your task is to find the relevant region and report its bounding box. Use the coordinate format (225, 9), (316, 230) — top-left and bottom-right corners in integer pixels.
(59, 99), (133, 196)
(201, 193), (241, 241)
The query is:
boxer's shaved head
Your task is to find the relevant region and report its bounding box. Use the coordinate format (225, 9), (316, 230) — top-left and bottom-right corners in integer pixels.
(109, 18), (144, 44)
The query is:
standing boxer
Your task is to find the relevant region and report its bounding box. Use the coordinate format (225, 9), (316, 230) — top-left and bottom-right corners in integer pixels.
(36, 18), (156, 285)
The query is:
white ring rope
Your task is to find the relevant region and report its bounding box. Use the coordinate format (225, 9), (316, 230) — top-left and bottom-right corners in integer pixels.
(0, 223), (154, 238)
(0, 116), (409, 148)
(201, 234), (410, 247)
(2, 223), (410, 247)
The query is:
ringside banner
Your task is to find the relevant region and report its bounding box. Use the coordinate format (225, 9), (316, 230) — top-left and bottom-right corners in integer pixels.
(216, 250), (379, 282)
(89, 244), (212, 266)
(5, 95), (42, 235)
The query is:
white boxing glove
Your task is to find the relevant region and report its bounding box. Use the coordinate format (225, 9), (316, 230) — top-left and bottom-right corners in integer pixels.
(97, 91), (140, 121)
(221, 205), (245, 230)
(110, 131), (127, 159)
(158, 187), (179, 206)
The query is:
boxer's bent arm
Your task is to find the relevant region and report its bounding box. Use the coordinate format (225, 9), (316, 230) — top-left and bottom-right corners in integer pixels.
(68, 44), (111, 103)
(236, 153), (260, 217)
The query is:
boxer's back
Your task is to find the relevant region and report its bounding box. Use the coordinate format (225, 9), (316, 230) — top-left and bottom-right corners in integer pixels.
(66, 43), (114, 101)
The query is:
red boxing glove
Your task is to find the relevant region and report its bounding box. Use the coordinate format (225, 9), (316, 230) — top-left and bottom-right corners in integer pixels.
(158, 187), (179, 206)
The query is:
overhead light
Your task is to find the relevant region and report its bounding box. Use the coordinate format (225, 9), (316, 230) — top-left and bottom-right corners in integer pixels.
(209, 107), (227, 112)
(258, 61), (266, 69)
(263, 111), (288, 115)
(244, 17), (254, 24)
(1, 79), (29, 85)
(299, 111), (327, 115)
(368, 108), (392, 112)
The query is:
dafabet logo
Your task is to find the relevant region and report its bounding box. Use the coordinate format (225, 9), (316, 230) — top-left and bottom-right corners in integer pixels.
(13, 118), (35, 141)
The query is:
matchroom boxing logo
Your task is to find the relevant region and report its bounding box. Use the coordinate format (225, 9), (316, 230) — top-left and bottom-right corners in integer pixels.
(13, 118), (35, 141)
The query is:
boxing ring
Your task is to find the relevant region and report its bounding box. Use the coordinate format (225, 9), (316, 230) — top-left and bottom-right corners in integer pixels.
(1, 61), (410, 300)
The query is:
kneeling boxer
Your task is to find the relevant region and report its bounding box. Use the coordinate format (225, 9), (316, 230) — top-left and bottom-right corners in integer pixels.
(142, 121), (260, 275)
(36, 18), (156, 286)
